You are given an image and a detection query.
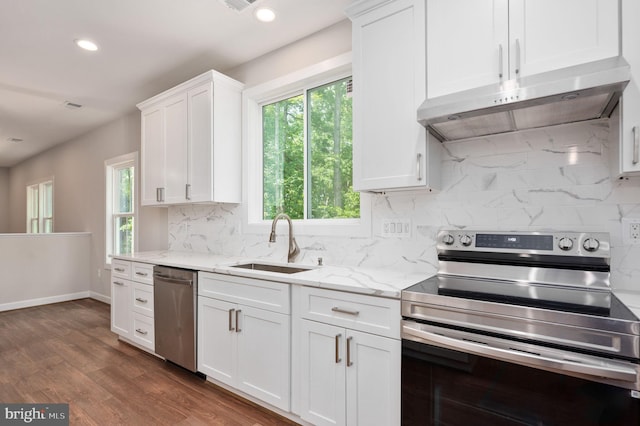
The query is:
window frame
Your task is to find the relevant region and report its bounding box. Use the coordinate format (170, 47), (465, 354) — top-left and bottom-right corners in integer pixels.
(105, 152), (138, 266)
(26, 177), (54, 233)
(243, 52), (371, 237)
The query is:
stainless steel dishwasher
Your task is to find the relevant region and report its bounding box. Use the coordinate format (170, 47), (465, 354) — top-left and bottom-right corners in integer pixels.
(153, 265), (197, 372)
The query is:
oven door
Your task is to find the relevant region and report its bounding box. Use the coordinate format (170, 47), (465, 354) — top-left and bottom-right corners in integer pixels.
(402, 321), (640, 426)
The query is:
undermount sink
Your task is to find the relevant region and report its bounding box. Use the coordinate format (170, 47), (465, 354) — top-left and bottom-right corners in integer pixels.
(231, 262), (312, 274)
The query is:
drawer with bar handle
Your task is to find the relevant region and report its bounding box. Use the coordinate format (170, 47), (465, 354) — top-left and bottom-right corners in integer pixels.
(299, 286), (401, 339)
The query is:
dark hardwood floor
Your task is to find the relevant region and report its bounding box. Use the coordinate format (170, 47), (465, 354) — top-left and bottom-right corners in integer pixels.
(0, 298), (298, 425)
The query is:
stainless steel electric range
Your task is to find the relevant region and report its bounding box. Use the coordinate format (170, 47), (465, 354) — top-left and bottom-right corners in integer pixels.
(401, 230), (640, 426)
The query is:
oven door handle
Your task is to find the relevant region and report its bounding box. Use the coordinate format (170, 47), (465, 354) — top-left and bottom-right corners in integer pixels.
(402, 321), (638, 384)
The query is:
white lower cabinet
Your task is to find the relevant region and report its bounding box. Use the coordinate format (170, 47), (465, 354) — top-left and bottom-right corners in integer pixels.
(111, 276), (132, 338)
(197, 272), (291, 411)
(295, 286), (401, 426)
(110, 260), (155, 352)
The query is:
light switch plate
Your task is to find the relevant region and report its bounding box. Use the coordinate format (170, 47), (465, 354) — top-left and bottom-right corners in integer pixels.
(381, 219), (411, 238)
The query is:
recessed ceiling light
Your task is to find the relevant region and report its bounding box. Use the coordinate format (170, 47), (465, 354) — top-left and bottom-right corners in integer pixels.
(75, 39), (98, 51)
(255, 7), (276, 22)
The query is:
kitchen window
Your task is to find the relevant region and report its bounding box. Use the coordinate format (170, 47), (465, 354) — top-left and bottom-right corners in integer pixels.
(105, 153), (137, 264)
(26, 178), (54, 233)
(244, 53), (371, 236)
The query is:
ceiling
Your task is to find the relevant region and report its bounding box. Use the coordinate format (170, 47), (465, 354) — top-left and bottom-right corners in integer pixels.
(0, 0), (350, 168)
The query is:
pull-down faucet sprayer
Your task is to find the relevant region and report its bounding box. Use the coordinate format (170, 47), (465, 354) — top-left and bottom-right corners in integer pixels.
(269, 213), (300, 263)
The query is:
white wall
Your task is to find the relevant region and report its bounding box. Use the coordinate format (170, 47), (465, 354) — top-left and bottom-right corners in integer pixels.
(0, 233), (91, 311)
(8, 112), (168, 300)
(0, 168), (8, 232)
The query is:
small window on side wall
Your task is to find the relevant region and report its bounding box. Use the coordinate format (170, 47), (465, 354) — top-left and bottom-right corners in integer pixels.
(26, 178), (54, 233)
(105, 153), (137, 265)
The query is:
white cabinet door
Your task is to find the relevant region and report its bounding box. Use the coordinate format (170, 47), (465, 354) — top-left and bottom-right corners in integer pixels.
(345, 330), (401, 426)
(351, 0), (439, 192)
(616, 0), (640, 176)
(197, 296), (236, 385)
(427, 0), (509, 98)
(236, 306), (290, 411)
(140, 107), (164, 205)
(163, 93), (189, 204)
(510, 0), (619, 78)
(300, 319), (346, 426)
(187, 82), (214, 203)
(111, 278), (131, 338)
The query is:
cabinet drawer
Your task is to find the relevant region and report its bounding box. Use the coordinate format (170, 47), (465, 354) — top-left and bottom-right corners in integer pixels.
(132, 262), (154, 285)
(132, 312), (155, 351)
(198, 272), (290, 314)
(112, 259), (131, 279)
(299, 287), (401, 339)
(132, 282), (154, 317)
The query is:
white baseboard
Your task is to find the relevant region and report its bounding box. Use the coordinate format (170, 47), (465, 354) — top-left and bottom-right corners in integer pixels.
(90, 291), (111, 304)
(0, 291), (91, 312)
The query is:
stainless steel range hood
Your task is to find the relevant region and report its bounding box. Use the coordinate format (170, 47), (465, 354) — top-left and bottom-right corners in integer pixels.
(418, 57), (630, 142)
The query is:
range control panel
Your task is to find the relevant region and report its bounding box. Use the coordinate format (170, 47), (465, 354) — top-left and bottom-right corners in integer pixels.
(437, 230), (610, 258)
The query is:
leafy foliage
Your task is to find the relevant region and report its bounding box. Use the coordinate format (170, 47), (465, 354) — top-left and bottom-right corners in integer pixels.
(262, 78), (359, 220)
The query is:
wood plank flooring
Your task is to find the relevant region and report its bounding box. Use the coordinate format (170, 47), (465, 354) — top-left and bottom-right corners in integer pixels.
(0, 299), (298, 425)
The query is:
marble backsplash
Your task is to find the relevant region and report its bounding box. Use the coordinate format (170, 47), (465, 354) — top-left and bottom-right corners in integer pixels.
(168, 119), (640, 291)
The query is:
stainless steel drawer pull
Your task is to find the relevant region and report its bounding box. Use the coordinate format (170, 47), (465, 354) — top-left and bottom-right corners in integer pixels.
(135, 328), (148, 335)
(332, 307), (360, 316)
(346, 336), (353, 367)
(416, 153), (423, 181)
(236, 309), (242, 333)
(156, 187), (165, 202)
(114, 267), (125, 272)
(335, 334), (342, 364)
(498, 44), (503, 79)
(135, 297), (148, 303)
(228, 308), (235, 331)
(113, 281), (124, 286)
(185, 183), (191, 200)
(135, 272), (148, 277)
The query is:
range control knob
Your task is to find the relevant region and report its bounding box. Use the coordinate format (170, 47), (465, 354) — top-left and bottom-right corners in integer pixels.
(583, 238), (600, 252)
(459, 234), (473, 247)
(442, 234), (455, 245)
(558, 237), (574, 251)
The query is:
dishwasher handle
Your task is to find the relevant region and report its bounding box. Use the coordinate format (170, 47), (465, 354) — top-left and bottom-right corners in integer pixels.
(153, 273), (193, 286)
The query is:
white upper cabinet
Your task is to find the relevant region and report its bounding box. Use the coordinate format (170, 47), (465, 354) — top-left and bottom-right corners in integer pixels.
(348, 0), (441, 192)
(612, 0), (640, 177)
(427, 0), (620, 99)
(137, 70), (243, 206)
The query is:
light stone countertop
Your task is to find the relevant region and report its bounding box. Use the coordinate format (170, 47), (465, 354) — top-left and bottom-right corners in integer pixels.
(615, 290), (640, 318)
(112, 250), (431, 299)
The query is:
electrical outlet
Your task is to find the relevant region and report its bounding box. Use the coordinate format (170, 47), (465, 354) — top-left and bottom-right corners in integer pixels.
(622, 218), (640, 245)
(381, 219), (411, 237)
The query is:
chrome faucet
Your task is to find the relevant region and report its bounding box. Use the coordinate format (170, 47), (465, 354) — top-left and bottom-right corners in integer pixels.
(269, 213), (300, 263)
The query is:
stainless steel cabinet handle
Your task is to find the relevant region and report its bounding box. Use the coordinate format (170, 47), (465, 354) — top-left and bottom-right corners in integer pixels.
(114, 267), (125, 272)
(346, 336), (353, 367)
(236, 310), (242, 333)
(135, 271), (148, 277)
(135, 297), (147, 303)
(135, 328), (148, 335)
(335, 334), (342, 364)
(498, 44), (503, 79)
(331, 307), (360, 316)
(113, 281), (124, 286)
(185, 184), (191, 200)
(156, 187), (165, 202)
(515, 38), (521, 76)
(633, 126), (639, 165)
(416, 153), (423, 181)
(228, 308), (235, 331)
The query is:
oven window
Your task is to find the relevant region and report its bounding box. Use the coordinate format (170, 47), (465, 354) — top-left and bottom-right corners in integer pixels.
(402, 340), (640, 426)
